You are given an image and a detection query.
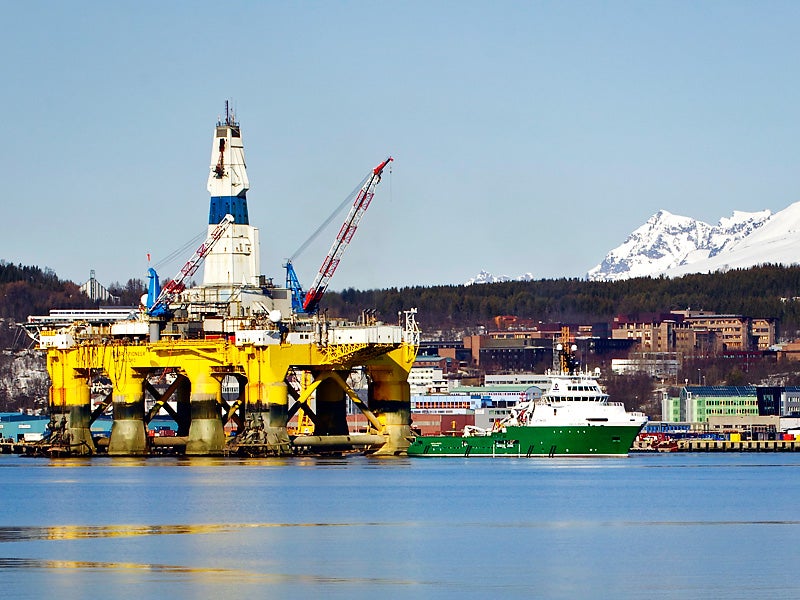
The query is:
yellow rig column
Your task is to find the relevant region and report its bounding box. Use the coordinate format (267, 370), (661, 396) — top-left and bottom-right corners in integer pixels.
(47, 350), (95, 456)
(181, 360), (225, 456)
(107, 367), (148, 456)
(238, 345), (294, 455)
(366, 347), (415, 456)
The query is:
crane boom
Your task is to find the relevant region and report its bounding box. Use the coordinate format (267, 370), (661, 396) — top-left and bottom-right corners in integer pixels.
(302, 157), (392, 313)
(148, 213), (235, 316)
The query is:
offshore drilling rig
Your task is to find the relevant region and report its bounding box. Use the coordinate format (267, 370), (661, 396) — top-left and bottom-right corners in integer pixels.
(24, 104), (419, 457)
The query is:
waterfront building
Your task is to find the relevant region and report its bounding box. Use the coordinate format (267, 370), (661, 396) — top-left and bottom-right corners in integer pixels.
(0, 413), (49, 441)
(463, 334), (552, 372)
(756, 386), (800, 417)
(663, 385), (800, 426)
(643, 417), (788, 440)
(463, 326), (634, 373)
(417, 341), (472, 370)
(411, 385), (542, 433)
(642, 421), (697, 435)
(614, 310), (777, 357)
(611, 352), (680, 378)
(411, 385), (540, 413)
(672, 310), (776, 352)
(662, 385), (759, 422)
(706, 415), (779, 439)
(484, 373), (552, 387)
(774, 342), (800, 362)
(408, 354), (451, 395)
(612, 313), (686, 353)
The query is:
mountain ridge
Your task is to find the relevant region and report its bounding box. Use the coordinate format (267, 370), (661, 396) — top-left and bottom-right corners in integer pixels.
(587, 206), (774, 281)
(466, 202), (800, 284)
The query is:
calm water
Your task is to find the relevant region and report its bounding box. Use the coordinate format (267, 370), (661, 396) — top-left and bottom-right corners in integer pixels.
(1, 452), (799, 599)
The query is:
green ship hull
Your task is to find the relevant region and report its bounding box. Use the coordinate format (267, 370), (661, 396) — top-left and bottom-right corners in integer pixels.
(407, 425), (643, 457)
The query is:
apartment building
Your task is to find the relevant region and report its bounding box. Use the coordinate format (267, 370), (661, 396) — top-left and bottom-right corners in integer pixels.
(615, 310), (776, 355)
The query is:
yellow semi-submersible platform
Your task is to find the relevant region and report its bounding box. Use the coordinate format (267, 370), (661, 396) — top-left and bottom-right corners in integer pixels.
(26, 105), (419, 457)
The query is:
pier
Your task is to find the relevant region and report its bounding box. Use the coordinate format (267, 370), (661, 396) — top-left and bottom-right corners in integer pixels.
(677, 439), (800, 452)
(632, 438), (800, 452)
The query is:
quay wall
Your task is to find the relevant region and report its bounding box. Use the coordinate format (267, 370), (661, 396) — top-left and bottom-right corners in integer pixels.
(677, 439), (800, 452)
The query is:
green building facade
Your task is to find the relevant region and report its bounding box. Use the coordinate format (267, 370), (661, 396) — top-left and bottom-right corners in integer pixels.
(662, 386), (759, 423)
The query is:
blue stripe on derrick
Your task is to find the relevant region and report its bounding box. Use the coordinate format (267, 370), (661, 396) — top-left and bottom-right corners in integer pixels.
(209, 195), (249, 225)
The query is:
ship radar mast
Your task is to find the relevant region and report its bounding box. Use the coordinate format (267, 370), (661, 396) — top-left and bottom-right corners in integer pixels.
(555, 326), (580, 374)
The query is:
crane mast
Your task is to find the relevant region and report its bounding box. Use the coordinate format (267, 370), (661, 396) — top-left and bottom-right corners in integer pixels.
(302, 157), (393, 313)
(148, 213), (235, 316)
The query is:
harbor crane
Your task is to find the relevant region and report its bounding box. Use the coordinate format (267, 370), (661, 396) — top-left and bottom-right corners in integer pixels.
(285, 156), (393, 314)
(147, 213), (235, 316)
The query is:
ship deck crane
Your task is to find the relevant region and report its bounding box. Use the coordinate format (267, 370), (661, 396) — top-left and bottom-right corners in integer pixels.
(147, 213), (235, 317)
(285, 157), (393, 314)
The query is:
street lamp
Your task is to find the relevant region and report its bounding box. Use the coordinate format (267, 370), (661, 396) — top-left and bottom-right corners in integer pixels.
(697, 369), (701, 385)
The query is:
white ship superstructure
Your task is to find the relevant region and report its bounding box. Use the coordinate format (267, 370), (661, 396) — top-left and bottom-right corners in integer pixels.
(509, 371), (649, 429)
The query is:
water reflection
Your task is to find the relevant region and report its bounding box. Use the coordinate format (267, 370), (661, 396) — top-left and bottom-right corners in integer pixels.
(0, 556), (232, 574)
(2, 454), (799, 598)
(1, 517), (798, 544)
(14, 455), (419, 469)
(0, 557), (425, 585)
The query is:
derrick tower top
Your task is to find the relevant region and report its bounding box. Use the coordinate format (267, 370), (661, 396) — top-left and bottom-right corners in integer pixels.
(207, 100), (249, 225)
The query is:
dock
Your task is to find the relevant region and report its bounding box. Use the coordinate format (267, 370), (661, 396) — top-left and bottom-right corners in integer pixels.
(633, 438), (800, 452)
(676, 439), (800, 452)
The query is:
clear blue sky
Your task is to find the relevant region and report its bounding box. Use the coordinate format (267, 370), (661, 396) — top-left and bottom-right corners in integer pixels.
(2, 1), (799, 291)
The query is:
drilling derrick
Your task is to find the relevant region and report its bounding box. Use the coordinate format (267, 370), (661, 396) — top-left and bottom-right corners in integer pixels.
(203, 101), (259, 290)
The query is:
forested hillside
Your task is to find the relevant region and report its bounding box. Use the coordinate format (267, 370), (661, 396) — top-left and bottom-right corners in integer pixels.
(3, 259), (800, 339)
(0, 261), (93, 323)
(0, 260), (144, 327)
(322, 264), (800, 337)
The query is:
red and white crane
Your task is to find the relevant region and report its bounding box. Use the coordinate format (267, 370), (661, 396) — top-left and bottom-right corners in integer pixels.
(147, 213), (235, 316)
(298, 156), (393, 314)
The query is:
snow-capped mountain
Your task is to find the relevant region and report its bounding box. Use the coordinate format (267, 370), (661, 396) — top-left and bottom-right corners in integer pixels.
(587, 208), (772, 281)
(587, 205), (785, 281)
(465, 270), (535, 286)
(467, 202), (800, 285)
